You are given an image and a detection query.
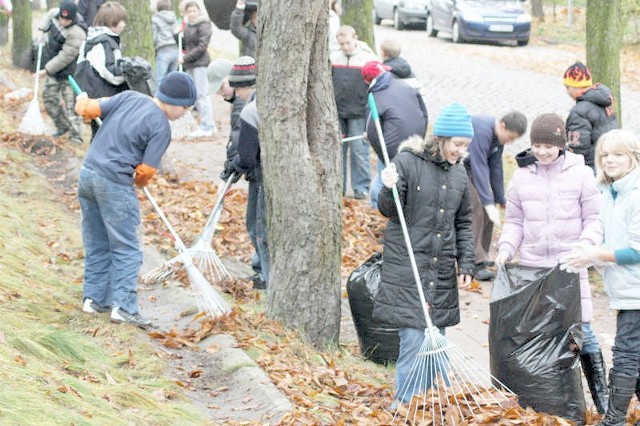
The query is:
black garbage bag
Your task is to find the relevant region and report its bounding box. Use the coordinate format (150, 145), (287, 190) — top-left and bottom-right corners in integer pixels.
(489, 264), (585, 423)
(119, 56), (154, 96)
(346, 253), (400, 365)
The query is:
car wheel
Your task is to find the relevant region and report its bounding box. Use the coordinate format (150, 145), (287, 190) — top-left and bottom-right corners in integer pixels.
(452, 20), (464, 43)
(517, 38), (529, 47)
(393, 9), (405, 30)
(374, 9), (382, 25)
(426, 13), (437, 37)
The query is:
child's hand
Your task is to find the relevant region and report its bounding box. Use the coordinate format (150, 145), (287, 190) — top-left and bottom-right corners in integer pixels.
(381, 163), (398, 188)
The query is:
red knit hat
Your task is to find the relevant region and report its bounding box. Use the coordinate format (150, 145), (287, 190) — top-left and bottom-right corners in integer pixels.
(361, 60), (391, 85)
(563, 62), (593, 88)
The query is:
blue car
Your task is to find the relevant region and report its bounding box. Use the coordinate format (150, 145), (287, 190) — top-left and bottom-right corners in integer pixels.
(426, 0), (531, 46)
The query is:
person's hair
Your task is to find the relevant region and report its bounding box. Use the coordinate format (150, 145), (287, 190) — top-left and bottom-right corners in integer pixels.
(156, 0), (171, 12)
(184, 0), (200, 11)
(93, 1), (127, 27)
(336, 25), (356, 39)
(595, 129), (640, 184)
(500, 111), (528, 136)
(380, 39), (401, 58)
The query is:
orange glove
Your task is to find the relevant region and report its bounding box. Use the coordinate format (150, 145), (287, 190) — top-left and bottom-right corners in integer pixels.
(134, 163), (157, 187)
(74, 94), (102, 121)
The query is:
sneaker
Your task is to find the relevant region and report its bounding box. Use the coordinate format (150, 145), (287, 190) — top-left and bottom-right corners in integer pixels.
(189, 128), (214, 139)
(82, 298), (110, 314)
(251, 274), (267, 290)
(354, 190), (368, 200)
(110, 307), (152, 329)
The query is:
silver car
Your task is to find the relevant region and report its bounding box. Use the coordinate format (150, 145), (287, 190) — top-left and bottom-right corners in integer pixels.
(374, 0), (429, 30)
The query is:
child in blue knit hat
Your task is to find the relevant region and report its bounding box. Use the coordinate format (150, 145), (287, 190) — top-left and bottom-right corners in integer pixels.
(73, 71), (197, 328)
(373, 102), (476, 407)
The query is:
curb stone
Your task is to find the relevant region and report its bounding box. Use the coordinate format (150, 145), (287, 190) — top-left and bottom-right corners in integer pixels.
(139, 244), (292, 423)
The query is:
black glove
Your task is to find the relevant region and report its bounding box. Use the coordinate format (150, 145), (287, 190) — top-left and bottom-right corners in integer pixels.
(220, 159), (241, 183)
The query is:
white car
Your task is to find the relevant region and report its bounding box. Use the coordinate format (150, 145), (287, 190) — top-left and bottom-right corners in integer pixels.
(374, 0), (429, 31)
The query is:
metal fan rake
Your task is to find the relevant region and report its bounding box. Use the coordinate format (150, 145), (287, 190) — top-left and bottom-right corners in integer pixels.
(143, 174), (234, 283)
(367, 91), (517, 424)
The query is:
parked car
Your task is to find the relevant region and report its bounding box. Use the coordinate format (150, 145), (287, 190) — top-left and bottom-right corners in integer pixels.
(374, 0), (429, 31)
(426, 0), (531, 46)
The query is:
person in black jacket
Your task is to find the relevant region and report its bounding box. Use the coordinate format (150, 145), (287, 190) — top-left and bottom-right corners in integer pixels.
(77, 0), (106, 26)
(373, 103), (476, 406)
(564, 61), (618, 171)
(362, 60), (427, 209)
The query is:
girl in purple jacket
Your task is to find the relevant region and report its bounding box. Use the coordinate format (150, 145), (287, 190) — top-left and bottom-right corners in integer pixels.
(495, 113), (607, 414)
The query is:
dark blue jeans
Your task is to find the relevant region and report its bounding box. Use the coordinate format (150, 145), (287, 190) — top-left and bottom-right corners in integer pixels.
(246, 177), (269, 284)
(610, 309), (640, 378)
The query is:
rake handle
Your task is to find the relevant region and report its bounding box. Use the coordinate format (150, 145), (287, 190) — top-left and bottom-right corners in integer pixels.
(200, 173), (235, 243)
(368, 90), (434, 331)
(34, 43), (43, 99)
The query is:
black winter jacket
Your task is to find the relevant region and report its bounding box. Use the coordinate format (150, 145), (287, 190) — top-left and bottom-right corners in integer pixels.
(366, 72), (428, 162)
(566, 83), (618, 169)
(383, 56), (415, 79)
(183, 15), (211, 69)
(373, 136), (475, 329)
(330, 43), (377, 119)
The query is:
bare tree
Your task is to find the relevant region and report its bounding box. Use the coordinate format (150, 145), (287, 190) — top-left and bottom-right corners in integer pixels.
(118, 0), (155, 64)
(586, 0), (624, 124)
(11, 0), (32, 69)
(257, 0), (343, 347)
(341, 0), (376, 52)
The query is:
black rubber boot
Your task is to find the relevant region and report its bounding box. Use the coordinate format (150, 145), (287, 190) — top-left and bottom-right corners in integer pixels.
(581, 352), (609, 414)
(599, 373), (636, 426)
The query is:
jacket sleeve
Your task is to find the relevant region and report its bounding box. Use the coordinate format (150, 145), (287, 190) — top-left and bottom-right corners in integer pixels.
(455, 178), (475, 275)
(183, 22), (212, 64)
(488, 148), (506, 205)
(566, 107), (594, 159)
(497, 176), (524, 258)
(233, 106), (260, 174)
(578, 168), (603, 245)
(377, 156), (407, 219)
(230, 7), (250, 42)
(468, 134), (496, 206)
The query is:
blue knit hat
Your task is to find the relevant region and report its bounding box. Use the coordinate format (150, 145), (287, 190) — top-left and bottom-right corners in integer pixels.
(156, 72), (197, 106)
(433, 103), (474, 138)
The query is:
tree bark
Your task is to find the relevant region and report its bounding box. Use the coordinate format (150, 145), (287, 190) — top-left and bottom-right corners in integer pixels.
(257, 0), (343, 348)
(530, 0), (544, 21)
(12, 0), (32, 70)
(341, 0), (376, 52)
(118, 0), (155, 65)
(586, 0), (623, 125)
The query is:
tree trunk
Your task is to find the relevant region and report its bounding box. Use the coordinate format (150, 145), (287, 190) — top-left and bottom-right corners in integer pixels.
(12, 0), (32, 70)
(257, 0), (343, 348)
(586, 0), (623, 125)
(118, 0), (155, 65)
(531, 0), (544, 21)
(341, 0), (376, 53)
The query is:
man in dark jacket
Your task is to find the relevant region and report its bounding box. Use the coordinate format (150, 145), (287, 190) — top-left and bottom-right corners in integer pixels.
(37, 0), (87, 144)
(464, 112), (527, 281)
(564, 62), (618, 171)
(362, 60), (428, 208)
(331, 25), (378, 199)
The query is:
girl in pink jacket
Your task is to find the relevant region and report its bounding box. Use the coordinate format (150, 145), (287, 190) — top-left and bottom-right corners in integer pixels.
(495, 113), (607, 414)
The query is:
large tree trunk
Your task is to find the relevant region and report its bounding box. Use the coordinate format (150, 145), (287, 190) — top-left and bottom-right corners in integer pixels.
(586, 0), (623, 125)
(342, 0), (376, 52)
(530, 0), (544, 21)
(119, 0), (155, 65)
(257, 0), (343, 348)
(12, 0), (32, 70)
(0, 11), (9, 46)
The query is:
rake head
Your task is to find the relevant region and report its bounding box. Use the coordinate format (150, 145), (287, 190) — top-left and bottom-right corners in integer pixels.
(190, 237), (231, 281)
(170, 110), (198, 140)
(393, 327), (517, 425)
